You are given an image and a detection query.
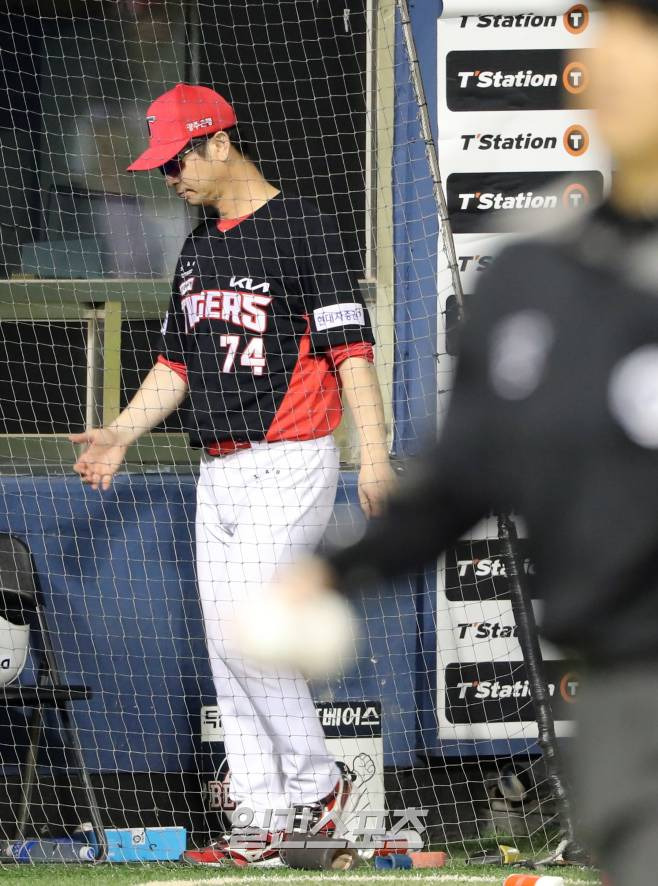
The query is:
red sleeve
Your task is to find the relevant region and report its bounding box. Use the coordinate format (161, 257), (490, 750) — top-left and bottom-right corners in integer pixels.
(328, 341), (375, 368)
(157, 354), (188, 383)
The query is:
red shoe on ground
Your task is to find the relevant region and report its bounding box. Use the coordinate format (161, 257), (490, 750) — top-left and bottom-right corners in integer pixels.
(295, 761), (356, 833)
(185, 764), (356, 866)
(322, 761), (356, 817)
(182, 831), (282, 867)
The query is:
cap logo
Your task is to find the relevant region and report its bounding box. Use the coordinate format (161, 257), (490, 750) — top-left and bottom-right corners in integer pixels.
(146, 114), (157, 136)
(186, 117), (214, 132)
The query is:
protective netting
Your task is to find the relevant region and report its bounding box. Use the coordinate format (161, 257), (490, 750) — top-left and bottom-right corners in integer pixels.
(0, 0), (576, 866)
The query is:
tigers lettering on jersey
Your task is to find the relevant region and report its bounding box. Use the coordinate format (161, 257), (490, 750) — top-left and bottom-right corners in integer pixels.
(182, 290), (273, 334)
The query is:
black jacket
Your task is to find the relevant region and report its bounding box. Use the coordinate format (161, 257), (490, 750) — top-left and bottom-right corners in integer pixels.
(327, 204), (658, 665)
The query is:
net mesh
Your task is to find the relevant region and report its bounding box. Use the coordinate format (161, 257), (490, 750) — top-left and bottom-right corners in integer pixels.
(0, 0), (566, 864)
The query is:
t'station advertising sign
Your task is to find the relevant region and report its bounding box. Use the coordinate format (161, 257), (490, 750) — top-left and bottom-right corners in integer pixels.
(435, 2), (610, 745)
(446, 169), (604, 233)
(445, 48), (592, 112)
(437, 0), (611, 295)
(436, 518), (577, 742)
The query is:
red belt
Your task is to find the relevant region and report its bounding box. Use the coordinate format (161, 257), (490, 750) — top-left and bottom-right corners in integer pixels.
(205, 440), (252, 457)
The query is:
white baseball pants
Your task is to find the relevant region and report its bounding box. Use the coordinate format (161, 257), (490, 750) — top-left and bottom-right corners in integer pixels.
(196, 435), (341, 828)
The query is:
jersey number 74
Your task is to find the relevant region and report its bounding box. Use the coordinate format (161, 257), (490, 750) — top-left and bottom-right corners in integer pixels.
(219, 334), (266, 377)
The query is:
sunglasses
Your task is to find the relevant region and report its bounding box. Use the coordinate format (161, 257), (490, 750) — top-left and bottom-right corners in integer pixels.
(159, 136), (211, 177)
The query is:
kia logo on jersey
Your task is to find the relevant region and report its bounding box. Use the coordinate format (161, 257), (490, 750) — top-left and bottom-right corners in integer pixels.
(446, 49), (593, 112)
(446, 170), (604, 233)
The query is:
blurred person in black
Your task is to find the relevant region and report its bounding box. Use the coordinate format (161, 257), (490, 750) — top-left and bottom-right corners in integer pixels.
(254, 1), (658, 882)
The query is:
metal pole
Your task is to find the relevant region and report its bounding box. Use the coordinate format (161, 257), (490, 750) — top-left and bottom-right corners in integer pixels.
(364, 0), (378, 281)
(394, 0), (464, 310)
(84, 307), (104, 430)
(498, 513), (585, 863)
(183, 0), (200, 85)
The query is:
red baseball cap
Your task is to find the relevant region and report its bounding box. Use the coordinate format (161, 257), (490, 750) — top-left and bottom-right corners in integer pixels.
(127, 83), (237, 171)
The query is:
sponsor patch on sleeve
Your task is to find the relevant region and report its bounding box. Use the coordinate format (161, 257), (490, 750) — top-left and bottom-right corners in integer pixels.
(313, 302), (365, 332)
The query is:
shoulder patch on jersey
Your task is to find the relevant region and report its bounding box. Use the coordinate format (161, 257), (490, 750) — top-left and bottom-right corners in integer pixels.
(609, 345), (658, 448)
(488, 309), (555, 401)
(179, 276), (197, 296)
(314, 303), (365, 332)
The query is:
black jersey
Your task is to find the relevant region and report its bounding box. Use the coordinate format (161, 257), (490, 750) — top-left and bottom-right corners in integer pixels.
(159, 194), (374, 448)
(327, 204), (658, 666)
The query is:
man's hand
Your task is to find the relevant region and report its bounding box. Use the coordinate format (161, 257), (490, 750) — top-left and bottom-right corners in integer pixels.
(69, 362), (188, 491)
(358, 448), (397, 518)
(70, 428), (129, 491)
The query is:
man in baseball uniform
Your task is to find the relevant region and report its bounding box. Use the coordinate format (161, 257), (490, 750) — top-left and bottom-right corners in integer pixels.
(70, 83), (394, 866)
